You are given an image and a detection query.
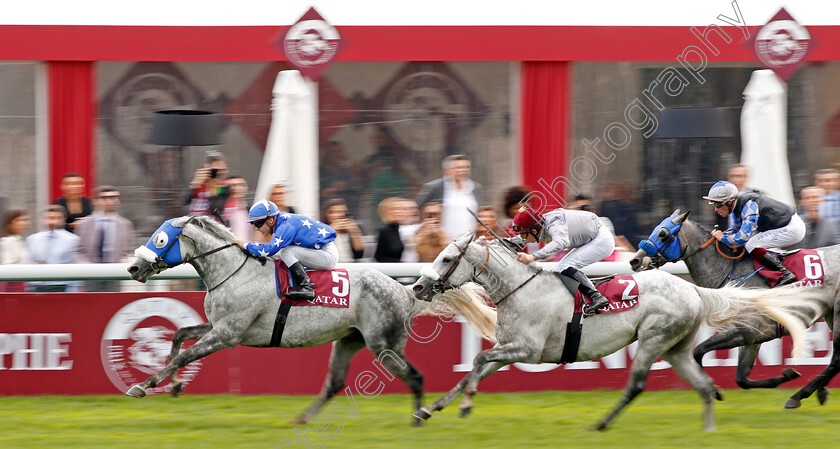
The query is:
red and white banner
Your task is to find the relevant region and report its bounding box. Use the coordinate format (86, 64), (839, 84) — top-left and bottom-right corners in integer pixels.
(0, 292), (831, 395)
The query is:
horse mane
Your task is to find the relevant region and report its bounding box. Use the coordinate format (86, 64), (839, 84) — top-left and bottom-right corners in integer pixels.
(187, 216), (239, 244)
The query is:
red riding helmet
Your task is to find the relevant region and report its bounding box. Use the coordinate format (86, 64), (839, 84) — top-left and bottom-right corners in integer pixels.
(511, 207), (542, 236)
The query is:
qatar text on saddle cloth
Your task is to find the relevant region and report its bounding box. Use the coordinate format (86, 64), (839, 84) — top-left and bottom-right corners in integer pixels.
(274, 260), (350, 308)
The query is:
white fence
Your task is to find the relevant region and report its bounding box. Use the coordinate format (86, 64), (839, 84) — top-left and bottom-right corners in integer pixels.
(0, 261), (689, 281)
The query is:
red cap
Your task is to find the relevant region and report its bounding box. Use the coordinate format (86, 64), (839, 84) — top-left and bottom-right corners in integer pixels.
(511, 207), (541, 234)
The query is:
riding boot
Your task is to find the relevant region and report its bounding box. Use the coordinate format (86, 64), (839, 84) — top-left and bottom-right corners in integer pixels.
(560, 267), (610, 316)
(753, 249), (797, 287)
(286, 262), (315, 300)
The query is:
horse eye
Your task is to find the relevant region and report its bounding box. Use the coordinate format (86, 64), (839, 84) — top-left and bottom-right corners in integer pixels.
(153, 232), (169, 249)
(657, 229), (670, 242)
(442, 257), (452, 263)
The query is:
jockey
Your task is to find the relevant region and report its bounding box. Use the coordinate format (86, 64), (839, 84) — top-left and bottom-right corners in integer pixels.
(237, 200), (338, 300)
(511, 206), (614, 316)
(704, 180), (806, 286)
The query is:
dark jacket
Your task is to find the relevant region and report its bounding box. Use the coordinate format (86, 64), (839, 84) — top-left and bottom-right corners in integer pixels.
(374, 222), (404, 262)
(732, 192), (794, 233)
(789, 214), (840, 249)
(55, 197), (93, 232)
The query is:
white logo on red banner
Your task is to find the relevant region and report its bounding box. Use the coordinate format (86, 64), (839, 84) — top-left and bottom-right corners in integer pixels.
(100, 297), (204, 394)
(748, 7), (813, 81)
(275, 7), (347, 81)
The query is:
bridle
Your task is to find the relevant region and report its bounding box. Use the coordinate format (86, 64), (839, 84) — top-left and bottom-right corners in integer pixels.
(147, 217), (252, 292)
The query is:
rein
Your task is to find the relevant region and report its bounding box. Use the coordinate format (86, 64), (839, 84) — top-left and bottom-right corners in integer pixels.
(715, 240), (746, 260)
(494, 270), (540, 306)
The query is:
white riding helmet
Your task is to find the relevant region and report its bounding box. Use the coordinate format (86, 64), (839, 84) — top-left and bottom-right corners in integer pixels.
(702, 181), (739, 204)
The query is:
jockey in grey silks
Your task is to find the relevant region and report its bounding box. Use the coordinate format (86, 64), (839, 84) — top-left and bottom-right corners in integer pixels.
(510, 206), (614, 316)
(704, 181), (806, 286)
(237, 200), (338, 300)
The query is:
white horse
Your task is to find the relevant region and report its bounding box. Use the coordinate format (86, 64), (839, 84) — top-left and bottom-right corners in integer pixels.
(126, 216), (497, 425)
(410, 233), (817, 431)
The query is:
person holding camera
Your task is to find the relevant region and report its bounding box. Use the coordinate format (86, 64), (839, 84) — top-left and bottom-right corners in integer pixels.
(321, 198), (365, 262)
(181, 150), (230, 223)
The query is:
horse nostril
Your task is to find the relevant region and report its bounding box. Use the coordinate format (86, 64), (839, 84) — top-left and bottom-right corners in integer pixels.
(413, 284), (424, 292)
(128, 265), (139, 275)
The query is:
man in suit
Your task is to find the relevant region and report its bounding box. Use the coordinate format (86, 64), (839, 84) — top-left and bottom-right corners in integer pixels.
(789, 186), (840, 250)
(75, 186), (136, 291)
(26, 206), (81, 292)
(416, 154), (482, 239)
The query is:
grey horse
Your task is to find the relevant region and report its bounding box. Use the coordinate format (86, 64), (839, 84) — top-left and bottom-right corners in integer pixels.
(125, 216), (497, 424)
(410, 232), (813, 431)
(629, 210), (840, 409)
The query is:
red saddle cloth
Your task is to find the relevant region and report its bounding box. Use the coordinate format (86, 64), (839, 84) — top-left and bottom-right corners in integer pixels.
(572, 274), (640, 314)
(274, 260), (351, 308)
(753, 249), (825, 288)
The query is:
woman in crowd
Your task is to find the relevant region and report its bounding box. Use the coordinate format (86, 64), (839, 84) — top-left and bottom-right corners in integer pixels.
(0, 209), (31, 292)
(321, 198), (365, 262)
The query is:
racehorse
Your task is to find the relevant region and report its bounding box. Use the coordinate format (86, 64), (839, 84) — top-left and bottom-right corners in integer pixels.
(410, 233), (812, 431)
(125, 216), (497, 424)
(629, 210), (840, 409)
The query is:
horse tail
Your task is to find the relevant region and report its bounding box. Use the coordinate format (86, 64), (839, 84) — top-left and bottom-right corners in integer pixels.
(409, 283), (498, 343)
(692, 284), (819, 359)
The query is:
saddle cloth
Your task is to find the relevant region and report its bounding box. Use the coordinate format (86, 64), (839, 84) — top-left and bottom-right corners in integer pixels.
(753, 249), (825, 288)
(572, 274), (640, 314)
(274, 260), (351, 308)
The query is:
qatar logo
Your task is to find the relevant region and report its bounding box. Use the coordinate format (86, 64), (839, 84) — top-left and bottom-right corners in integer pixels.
(101, 297), (204, 394)
(277, 7), (347, 81)
(749, 8), (813, 81)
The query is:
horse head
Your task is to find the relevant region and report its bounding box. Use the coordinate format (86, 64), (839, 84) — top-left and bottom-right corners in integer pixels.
(411, 232), (476, 301)
(128, 216), (195, 282)
(629, 209), (691, 271)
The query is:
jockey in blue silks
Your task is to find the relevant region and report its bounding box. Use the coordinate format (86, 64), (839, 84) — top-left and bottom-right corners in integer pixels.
(704, 180), (806, 286)
(237, 200), (338, 300)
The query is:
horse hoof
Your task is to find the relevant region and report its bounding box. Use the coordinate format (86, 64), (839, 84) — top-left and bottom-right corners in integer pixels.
(784, 398), (801, 409)
(126, 385), (147, 398)
(459, 407), (472, 418)
(817, 388), (829, 405)
(412, 418), (423, 427)
(170, 381), (184, 397)
(413, 409), (432, 421)
(713, 386), (724, 401)
(289, 417), (307, 425)
(782, 368), (801, 381)
(592, 422), (608, 432)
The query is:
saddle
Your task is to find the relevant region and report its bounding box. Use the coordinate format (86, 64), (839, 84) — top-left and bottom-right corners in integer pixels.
(751, 248), (824, 288)
(273, 260), (351, 308)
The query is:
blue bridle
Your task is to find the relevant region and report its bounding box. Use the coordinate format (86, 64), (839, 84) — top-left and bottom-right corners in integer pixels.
(638, 214), (685, 262)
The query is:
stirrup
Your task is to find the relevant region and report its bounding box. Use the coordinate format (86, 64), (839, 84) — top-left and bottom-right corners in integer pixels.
(583, 296), (609, 317)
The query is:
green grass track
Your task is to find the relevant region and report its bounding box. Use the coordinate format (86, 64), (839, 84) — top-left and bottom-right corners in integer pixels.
(1, 389), (838, 448)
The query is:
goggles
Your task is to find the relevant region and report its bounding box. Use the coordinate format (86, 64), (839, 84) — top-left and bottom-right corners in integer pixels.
(251, 218), (267, 228)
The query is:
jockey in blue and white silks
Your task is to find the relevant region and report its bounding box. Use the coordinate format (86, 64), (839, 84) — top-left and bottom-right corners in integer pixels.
(238, 200), (338, 300)
(704, 180), (805, 286)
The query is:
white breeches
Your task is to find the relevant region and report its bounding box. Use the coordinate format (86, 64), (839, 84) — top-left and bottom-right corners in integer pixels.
(279, 242), (339, 270)
(744, 214), (806, 253)
(557, 225), (615, 272)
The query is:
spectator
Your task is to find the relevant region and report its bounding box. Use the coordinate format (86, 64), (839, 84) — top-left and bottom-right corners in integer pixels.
(268, 181), (296, 214)
(54, 172), (93, 232)
(321, 198), (365, 263)
(412, 202), (451, 262)
(501, 185), (534, 228)
(0, 209), (31, 292)
(815, 168), (840, 222)
(400, 199), (421, 262)
(789, 186), (840, 249)
(365, 126), (419, 229)
(26, 206), (80, 292)
(416, 154), (482, 239)
(474, 205), (506, 240)
(374, 197), (411, 262)
(181, 150), (229, 221)
(598, 183), (641, 247)
(74, 186), (136, 291)
(223, 175), (251, 240)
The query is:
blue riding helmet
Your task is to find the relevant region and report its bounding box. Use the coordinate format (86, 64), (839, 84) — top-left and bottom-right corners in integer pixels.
(638, 214), (684, 262)
(248, 200), (280, 223)
(134, 218), (186, 267)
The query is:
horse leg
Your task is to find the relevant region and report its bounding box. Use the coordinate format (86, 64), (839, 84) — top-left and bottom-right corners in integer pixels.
(415, 342), (535, 420)
(694, 329), (798, 390)
(366, 344), (425, 426)
(459, 361), (507, 418)
(293, 332), (365, 425)
(167, 323), (213, 397)
(785, 328), (840, 409)
(735, 344), (800, 389)
(126, 324), (241, 398)
(663, 335), (720, 432)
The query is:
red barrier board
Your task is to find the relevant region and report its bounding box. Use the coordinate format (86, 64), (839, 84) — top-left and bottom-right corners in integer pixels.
(0, 292), (831, 396)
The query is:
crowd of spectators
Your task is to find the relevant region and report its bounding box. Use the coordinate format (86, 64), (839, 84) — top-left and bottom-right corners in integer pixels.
(2, 141), (839, 292)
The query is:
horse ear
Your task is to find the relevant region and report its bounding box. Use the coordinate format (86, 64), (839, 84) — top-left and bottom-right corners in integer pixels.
(672, 210), (691, 225)
(671, 209), (681, 217)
